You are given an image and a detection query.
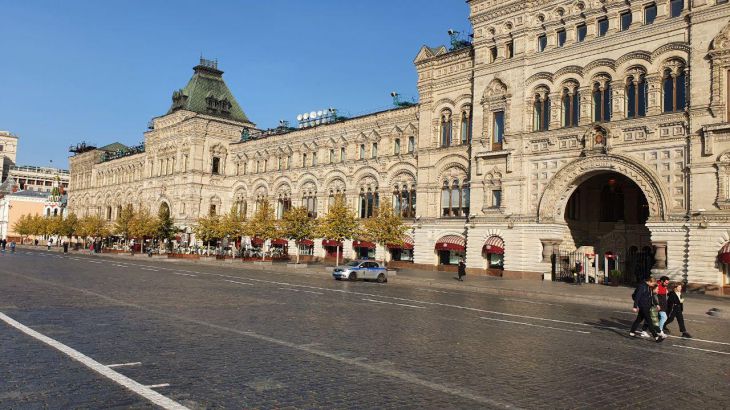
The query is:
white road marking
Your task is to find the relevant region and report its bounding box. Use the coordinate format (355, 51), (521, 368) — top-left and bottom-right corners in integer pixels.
(171, 272), (197, 277)
(0, 312), (188, 410)
(612, 310), (706, 323)
(107, 362), (142, 368)
(278, 287), (323, 295)
(415, 288), (455, 294)
(362, 298), (426, 309)
(673, 345), (730, 355)
(114, 264), (127, 267)
(501, 298), (563, 306)
(666, 335), (730, 346)
(140, 268), (158, 272)
(223, 279), (254, 286)
(146, 383), (171, 389)
(88, 261), (103, 264)
(479, 316), (591, 334)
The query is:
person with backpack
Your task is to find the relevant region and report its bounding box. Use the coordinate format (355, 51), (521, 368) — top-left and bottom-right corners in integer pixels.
(665, 283), (692, 338)
(630, 276), (664, 343)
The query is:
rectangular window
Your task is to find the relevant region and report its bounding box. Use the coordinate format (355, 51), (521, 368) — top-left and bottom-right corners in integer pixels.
(371, 143), (378, 158)
(359, 144), (365, 159)
(0, 145), (3, 151)
(493, 111), (505, 147)
(644, 4), (657, 24)
(278, 157), (282, 170)
(576, 24), (587, 42)
(506, 41), (514, 58)
(340, 147), (346, 161)
(211, 157), (220, 174)
(394, 139), (400, 154)
(597, 18), (609, 37)
(620, 11), (632, 31)
(312, 152), (317, 166)
(302, 154), (307, 167)
(408, 136), (415, 153)
(490, 47), (497, 62)
(556, 29), (566, 47)
(492, 190), (502, 208)
(670, 0), (683, 17)
(719, 0), (729, 4)
(287, 155), (291, 169)
(537, 34), (547, 52)
(330, 149), (335, 163)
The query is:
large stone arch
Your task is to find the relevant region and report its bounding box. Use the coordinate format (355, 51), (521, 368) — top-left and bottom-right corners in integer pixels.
(537, 154), (669, 223)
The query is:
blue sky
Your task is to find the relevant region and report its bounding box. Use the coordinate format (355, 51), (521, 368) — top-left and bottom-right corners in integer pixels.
(0, 1), (470, 168)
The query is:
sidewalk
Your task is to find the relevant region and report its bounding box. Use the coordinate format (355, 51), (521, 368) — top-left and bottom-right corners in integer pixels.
(16, 245), (729, 318)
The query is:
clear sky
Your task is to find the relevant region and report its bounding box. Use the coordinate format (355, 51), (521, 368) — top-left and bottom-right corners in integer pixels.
(0, 1), (471, 169)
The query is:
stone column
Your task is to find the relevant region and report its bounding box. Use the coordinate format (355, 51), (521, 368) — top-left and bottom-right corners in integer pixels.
(646, 74), (662, 115)
(653, 242), (667, 269)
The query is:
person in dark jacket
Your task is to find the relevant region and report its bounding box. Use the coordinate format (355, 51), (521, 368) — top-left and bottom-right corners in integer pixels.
(630, 276), (663, 342)
(665, 283), (692, 338)
(457, 259), (466, 281)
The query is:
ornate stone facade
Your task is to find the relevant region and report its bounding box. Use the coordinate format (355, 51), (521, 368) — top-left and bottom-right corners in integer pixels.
(69, 2), (730, 287)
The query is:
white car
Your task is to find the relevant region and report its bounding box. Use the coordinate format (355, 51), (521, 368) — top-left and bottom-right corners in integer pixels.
(332, 260), (388, 283)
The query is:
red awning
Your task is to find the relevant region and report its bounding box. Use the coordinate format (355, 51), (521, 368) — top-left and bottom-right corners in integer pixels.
(719, 242), (730, 264)
(322, 239), (342, 247)
(271, 238), (288, 246)
(435, 235), (466, 252)
(353, 240), (376, 249)
(251, 238), (264, 246)
(482, 236), (504, 255)
(387, 236), (414, 250)
(299, 239), (314, 247)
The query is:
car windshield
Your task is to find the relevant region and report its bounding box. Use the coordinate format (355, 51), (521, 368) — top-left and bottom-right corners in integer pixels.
(346, 261), (361, 267)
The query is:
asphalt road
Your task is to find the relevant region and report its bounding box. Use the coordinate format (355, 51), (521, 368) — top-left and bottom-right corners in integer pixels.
(1, 250), (729, 409)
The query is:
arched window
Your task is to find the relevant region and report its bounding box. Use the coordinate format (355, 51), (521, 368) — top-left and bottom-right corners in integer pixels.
(441, 180), (470, 217)
(408, 136), (415, 153)
(562, 87), (580, 127)
(211, 157), (220, 174)
(359, 188), (379, 218)
(533, 91), (550, 131)
(626, 73), (647, 118)
(392, 184), (416, 218)
(235, 199), (247, 218)
(460, 109), (472, 144)
(592, 81), (612, 122)
(663, 67), (686, 113)
(440, 111), (453, 147)
(276, 193), (291, 219)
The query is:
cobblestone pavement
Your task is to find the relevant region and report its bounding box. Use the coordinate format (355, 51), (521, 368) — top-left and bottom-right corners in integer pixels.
(1, 250), (728, 409)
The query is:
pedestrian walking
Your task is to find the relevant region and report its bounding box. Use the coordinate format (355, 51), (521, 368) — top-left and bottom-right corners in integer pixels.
(457, 259), (466, 281)
(630, 276), (664, 342)
(665, 283), (692, 338)
(9, 241), (15, 253)
(656, 276), (670, 337)
(47, 239), (52, 251)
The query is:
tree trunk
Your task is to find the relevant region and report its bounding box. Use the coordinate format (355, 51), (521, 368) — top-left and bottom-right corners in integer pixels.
(295, 240), (300, 264)
(336, 245), (340, 267)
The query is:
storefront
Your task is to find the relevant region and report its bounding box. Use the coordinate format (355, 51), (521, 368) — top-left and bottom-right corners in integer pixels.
(352, 240), (375, 259)
(271, 238), (289, 256)
(322, 239), (343, 260)
(297, 239), (314, 256)
(435, 235), (465, 265)
(719, 242), (730, 286)
(388, 236), (414, 262)
(482, 236), (504, 276)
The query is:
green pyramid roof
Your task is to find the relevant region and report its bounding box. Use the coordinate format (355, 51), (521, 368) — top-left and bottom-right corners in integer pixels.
(99, 142), (129, 152)
(167, 59), (250, 124)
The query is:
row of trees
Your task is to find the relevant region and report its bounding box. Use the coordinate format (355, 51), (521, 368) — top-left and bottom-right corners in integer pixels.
(194, 196), (409, 265)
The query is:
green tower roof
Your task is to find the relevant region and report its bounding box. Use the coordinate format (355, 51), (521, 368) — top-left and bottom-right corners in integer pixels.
(167, 58), (250, 124)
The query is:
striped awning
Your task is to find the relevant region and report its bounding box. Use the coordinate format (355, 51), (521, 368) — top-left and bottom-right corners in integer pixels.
(322, 239), (342, 247)
(435, 235), (466, 252)
(482, 236), (504, 255)
(251, 238), (264, 246)
(719, 242), (730, 264)
(299, 239), (314, 247)
(387, 236), (414, 250)
(271, 238), (288, 246)
(353, 240), (376, 249)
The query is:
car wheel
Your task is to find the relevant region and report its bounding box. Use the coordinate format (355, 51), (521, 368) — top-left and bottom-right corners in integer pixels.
(349, 272), (357, 281)
(334, 277), (341, 281)
(376, 273), (386, 284)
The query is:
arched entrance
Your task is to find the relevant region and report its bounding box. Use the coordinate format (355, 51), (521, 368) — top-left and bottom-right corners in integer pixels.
(563, 172), (653, 284)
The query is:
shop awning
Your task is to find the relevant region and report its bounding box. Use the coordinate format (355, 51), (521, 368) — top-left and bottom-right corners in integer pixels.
(322, 239), (342, 247)
(482, 236), (504, 255)
(353, 240), (376, 249)
(251, 238), (264, 246)
(387, 236), (414, 250)
(435, 235), (466, 252)
(271, 238), (289, 246)
(719, 242), (730, 264)
(299, 239), (314, 247)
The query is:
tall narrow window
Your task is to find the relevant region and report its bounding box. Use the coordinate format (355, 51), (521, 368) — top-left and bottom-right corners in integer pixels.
(576, 24), (587, 42)
(663, 67), (686, 112)
(312, 152), (317, 166)
(597, 18), (609, 37)
(620, 11), (632, 31)
(408, 136), (415, 153)
(644, 4), (657, 24)
(492, 190), (502, 208)
(505, 41), (514, 58)
(302, 154), (307, 168)
(278, 157), (282, 170)
(556, 29), (566, 47)
(562, 87), (580, 127)
(287, 155), (291, 169)
(670, 0), (683, 17)
(340, 147), (346, 161)
(626, 74), (647, 118)
(329, 149), (335, 163)
(593, 81), (612, 122)
(440, 111), (452, 147)
(493, 111), (504, 150)
(211, 157), (220, 174)
(359, 144), (365, 159)
(490, 47), (498, 62)
(533, 92), (551, 131)
(394, 138), (401, 154)
(537, 34), (547, 52)
(371, 143), (378, 158)
(460, 110), (471, 144)
(359, 189), (379, 218)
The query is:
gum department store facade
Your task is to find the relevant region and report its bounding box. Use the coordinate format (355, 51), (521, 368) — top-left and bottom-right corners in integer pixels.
(69, 0), (730, 288)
